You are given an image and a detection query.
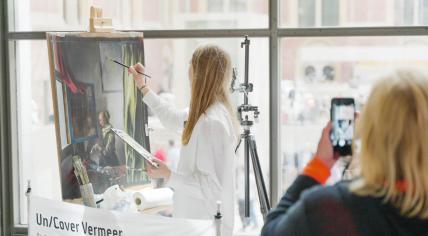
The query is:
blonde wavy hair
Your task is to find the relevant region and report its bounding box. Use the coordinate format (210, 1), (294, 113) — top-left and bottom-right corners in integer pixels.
(351, 69), (428, 218)
(181, 45), (235, 145)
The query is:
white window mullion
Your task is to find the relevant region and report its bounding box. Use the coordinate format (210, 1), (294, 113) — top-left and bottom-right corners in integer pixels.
(316, 0), (322, 27)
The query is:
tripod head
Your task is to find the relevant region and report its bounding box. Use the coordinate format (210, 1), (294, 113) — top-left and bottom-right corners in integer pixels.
(230, 36), (260, 129)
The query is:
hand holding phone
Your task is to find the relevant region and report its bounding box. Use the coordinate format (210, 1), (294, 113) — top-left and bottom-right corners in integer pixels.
(330, 98), (355, 156)
(315, 122), (339, 169)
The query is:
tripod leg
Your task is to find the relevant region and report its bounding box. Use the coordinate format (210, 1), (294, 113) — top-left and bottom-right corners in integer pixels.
(244, 135), (250, 217)
(248, 135), (271, 220)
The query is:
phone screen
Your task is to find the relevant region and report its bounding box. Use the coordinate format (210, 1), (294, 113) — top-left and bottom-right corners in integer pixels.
(331, 99), (355, 156)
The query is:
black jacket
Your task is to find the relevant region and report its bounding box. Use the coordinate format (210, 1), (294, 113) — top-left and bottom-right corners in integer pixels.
(261, 175), (428, 236)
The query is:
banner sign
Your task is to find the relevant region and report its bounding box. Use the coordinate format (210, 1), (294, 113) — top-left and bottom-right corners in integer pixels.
(29, 196), (217, 236)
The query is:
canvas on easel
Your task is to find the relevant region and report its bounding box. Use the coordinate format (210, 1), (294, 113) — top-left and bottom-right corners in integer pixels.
(47, 32), (151, 200)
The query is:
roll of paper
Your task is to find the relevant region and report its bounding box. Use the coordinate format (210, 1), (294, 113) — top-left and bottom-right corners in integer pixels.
(133, 188), (173, 210)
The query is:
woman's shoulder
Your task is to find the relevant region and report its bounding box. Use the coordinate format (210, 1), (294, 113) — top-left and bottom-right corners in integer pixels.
(193, 112), (235, 144)
(301, 181), (368, 205)
(204, 102), (230, 119)
(300, 182), (347, 205)
(300, 182), (428, 234)
(198, 103), (233, 128)
(196, 113), (229, 133)
(299, 181), (387, 220)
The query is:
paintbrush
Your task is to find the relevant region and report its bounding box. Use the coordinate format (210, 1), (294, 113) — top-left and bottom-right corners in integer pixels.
(109, 59), (151, 78)
(72, 155), (90, 185)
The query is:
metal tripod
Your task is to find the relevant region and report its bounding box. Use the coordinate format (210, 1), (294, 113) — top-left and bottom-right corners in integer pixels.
(232, 36), (270, 220)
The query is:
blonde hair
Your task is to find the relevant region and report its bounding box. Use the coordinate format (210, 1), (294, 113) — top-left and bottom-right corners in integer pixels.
(351, 69), (428, 218)
(182, 45), (235, 145)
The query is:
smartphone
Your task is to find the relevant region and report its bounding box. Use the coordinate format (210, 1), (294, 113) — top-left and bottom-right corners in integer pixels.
(330, 98), (355, 156)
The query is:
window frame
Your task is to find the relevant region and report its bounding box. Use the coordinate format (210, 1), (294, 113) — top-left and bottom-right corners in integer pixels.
(1, 1), (279, 235)
(3, 0), (428, 235)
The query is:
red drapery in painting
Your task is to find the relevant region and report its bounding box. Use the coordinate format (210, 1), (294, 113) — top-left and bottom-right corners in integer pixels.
(53, 36), (86, 94)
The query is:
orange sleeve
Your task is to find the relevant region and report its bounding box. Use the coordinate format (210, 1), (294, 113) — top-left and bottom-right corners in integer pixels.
(302, 156), (331, 185)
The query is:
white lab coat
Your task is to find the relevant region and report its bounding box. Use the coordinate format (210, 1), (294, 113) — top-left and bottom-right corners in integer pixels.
(143, 90), (237, 236)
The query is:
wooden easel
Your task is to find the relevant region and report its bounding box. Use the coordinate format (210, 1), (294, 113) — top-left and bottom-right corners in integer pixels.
(89, 6), (114, 33)
(45, 5), (149, 203)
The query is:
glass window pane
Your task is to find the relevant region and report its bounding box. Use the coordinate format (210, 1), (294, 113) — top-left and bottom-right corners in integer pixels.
(322, 0), (339, 26)
(395, 0), (415, 25)
(420, 0), (428, 25)
(298, 0), (316, 27)
(10, 0), (268, 31)
(13, 38), (270, 235)
(280, 0), (428, 27)
(280, 36), (428, 193)
(11, 40), (62, 225)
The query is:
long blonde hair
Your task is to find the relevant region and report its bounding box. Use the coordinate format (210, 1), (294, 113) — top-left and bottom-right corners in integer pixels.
(351, 69), (428, 218)
(182, 45), (235, 145)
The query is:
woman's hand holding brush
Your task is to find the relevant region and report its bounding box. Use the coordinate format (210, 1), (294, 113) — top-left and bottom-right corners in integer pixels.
(128, 63), (150, 95)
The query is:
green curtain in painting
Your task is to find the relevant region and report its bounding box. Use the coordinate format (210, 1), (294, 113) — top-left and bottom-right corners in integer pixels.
(122, 41), (149, 184)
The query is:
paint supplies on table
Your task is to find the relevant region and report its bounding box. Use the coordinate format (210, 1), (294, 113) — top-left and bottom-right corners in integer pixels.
(72, 155), (96, 208)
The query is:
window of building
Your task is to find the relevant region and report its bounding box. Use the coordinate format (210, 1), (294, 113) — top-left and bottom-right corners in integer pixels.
(322, 0), (339, 26)
(9, 0), (268, 31)
(281, 0), (428, 27)
(298, 0), (316, 27)
(280, 36), (428, 192)
(207, 0), (224, 12)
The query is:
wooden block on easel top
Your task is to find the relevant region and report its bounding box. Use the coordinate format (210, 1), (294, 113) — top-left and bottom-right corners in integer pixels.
(89, 18), (114, 33)
(89, 6), (114, 33)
